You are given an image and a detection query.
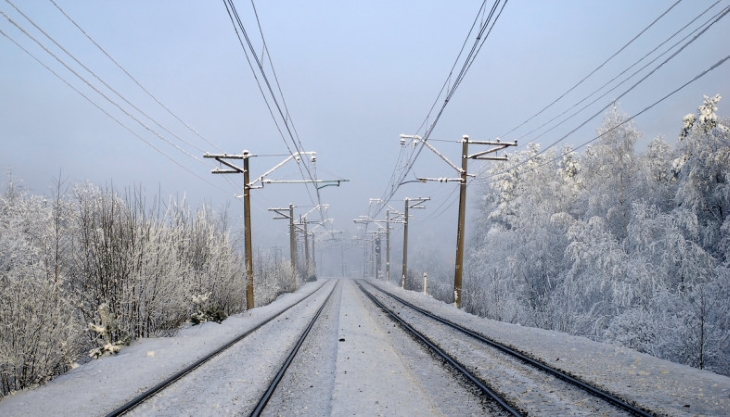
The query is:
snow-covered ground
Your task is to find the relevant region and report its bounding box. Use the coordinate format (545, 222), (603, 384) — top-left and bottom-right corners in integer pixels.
(366, 279), (730, 417)
(1, 278), (729, 416)
(0, 280), (332, 416)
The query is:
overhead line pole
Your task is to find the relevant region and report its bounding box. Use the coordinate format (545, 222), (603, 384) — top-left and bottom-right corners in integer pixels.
(401, 197), (429, 289)
(204, 151), (255, 309)
(303, 215), (309, 279)
(386, 210), (390, 282)
(269, 204), (297, 290)
(311, 230), (316, 279)
(399, 134), (516, 308)
(364, 200), (404, 283)
(290, 205), (296, 287)
(298, 208), (329, 281)
(454, 138), (469, 309)
(207, 150), (329, 308)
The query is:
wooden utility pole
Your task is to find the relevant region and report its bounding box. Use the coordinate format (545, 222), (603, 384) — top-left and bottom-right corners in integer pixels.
(386, 210), (390, 282)
(375, 231), (382, 280)
(399, 134), (516, 308)
(454, 138), (469, 309)
(303, 216), (309, 278)
(268, 205), (297, 290)
(311, 231), (316, 279)
(289, 204), (296, 287)
(452, 136), (515, 308)
(204, 151), (255, 309)
(206, 150), (338, 308)
(401, 197), (429, 289)
(401, 203), (409, 289)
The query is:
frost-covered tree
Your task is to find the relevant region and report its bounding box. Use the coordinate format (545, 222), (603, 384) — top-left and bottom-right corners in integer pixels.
(468, 145), (574, 328)
(467, 96), (730, 377)
(0, 180), (81, 395)
(579, 104), (641, 240)
(1, 178), (250, 398)
(674, 94), (730, 258)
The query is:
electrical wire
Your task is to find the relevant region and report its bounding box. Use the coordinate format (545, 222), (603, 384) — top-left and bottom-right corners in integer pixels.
(372, 0), (509, 220)
(222, 0), (333, 230)
(46, 0), (224, 154)
(0, 8), (224, 170)
(0, 26), (230, 194)
(504, 5), (729, 177)
(513, 1), (725, 148)
(497, 0), (684, 140)
(480, 50), (730, 184)
(4, 0), (211, 159)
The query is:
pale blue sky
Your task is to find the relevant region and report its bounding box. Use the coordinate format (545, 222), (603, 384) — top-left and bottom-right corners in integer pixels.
(1, 1), (728, 274)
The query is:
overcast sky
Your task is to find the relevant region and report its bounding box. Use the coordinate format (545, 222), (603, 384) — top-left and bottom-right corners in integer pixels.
(1, 0), (729, 274)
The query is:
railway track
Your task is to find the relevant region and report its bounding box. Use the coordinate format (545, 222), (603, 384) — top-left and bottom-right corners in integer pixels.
(106, 280), (337, 417)
(358, 280), (656, 417)
(249, 280), (338, 416)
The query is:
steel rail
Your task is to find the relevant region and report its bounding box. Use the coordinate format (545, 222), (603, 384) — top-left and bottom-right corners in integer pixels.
(249, 280), (339, 416)
(364, 281), (654, 417)
(105, 280), (333, 417)
(356, 282), (522, 417)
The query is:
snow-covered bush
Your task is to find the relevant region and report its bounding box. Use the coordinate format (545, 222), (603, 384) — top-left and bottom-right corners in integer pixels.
(0, 179), (249, 398)
(190, 293), (227, 325)
(254, 248), (297, 307)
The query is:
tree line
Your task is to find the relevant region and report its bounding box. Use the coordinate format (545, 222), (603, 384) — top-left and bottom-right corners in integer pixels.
(459, 95), (729, 376)
(0, 182), (296, 397)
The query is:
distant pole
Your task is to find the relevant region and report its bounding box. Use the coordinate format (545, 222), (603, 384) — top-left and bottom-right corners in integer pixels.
(303, 217), (309, 279)
(311, 232), (316, 279)
(371, 237), (375, 279)
(386, 210), (391, 282)
(401, 199), (409, 289)
(375, 232), (382, 280)
(400, 197), (430, 289)
(363, 236), (368, 278)
(289, 204), (296, 289)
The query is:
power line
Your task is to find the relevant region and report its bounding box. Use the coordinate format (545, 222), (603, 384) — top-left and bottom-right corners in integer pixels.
(514, 1), (725, 148)
(0, 8), (200, 164)
(222, 0), (330, 227)
(373, 0), (509, 219)
(222, 0), (296, 156)
(480, 50), (730, 184)
(0, 26), (231, 194)
(4, 0), (211, 158)
(249, 0), (304, 154)
(497, 0), (685, 139)
(471, 4), (730, 183)
(46, 0), (224, 154)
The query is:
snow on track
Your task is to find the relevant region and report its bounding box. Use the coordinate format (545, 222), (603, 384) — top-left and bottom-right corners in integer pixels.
(366, 279), (730, 417)
(258, 279), (342, 416)
(362, 281), (635, 416)
(124, 280), (337, 416)
(3, 277), (728, 416)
